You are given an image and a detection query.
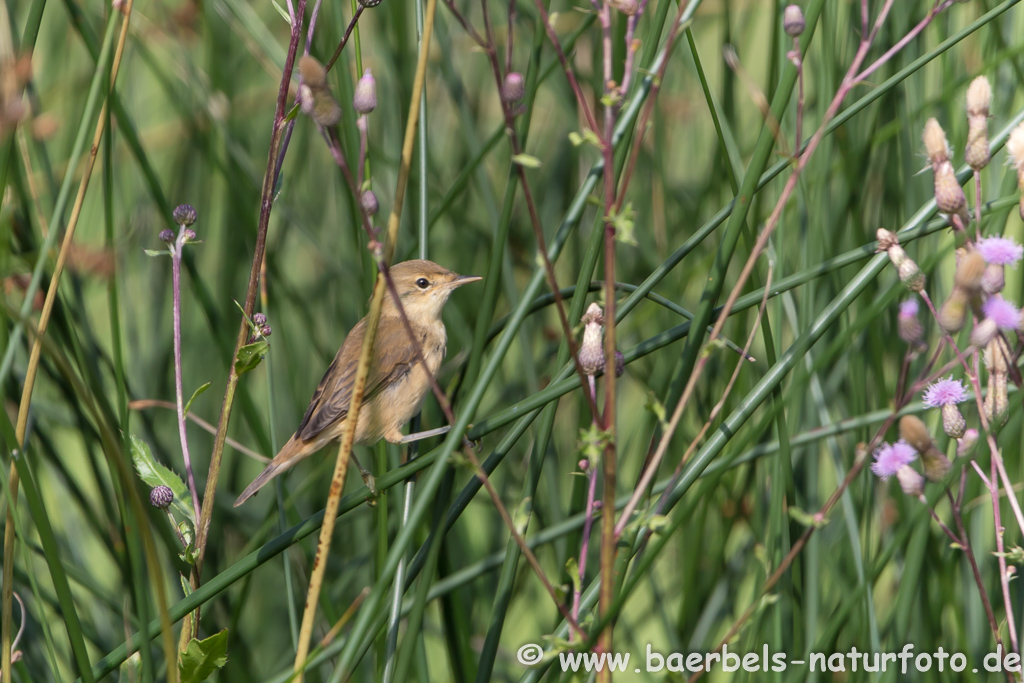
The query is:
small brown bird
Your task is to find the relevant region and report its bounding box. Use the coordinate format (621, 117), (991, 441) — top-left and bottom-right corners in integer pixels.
(234, 260), (480, 506)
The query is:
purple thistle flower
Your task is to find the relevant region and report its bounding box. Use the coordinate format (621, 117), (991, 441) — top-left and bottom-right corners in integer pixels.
(922, 376), (968, 407)
(982, 296), (1021, 330)
(872, 441), (918, 480)
(898, 298), (918, 318)
(977, 236), (1024, 266)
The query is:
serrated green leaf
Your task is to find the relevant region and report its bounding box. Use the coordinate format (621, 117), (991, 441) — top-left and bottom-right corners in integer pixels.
(130, 434), (195, 524)
(183, 382), (211, 417)
(235, 340), (269, 376)
(179, 629), (228, 683)
(511, 153), (541, 168)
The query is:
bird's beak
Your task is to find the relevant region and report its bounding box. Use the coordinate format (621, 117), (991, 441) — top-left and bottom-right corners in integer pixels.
(450, 274), (482, 287)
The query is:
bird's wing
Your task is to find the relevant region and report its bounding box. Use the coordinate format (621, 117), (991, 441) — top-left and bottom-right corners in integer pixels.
(296, 316), (423, 441)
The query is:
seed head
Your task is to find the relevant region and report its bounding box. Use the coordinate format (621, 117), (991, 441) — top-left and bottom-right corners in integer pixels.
(876, 228), (899, 252)
(502, 72), (525, 103)
(923, 118), (950, 166)
(173, 204), (197, 227)
(150, 485), (173, 509)
(354, 69), (377, 114)
(611, 0), (639, 15)
(783, 5), (805, 37)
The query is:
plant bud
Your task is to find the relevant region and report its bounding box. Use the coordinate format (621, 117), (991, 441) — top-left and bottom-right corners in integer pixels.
(920, 447), (952, 482)
(299, 55), (328, 88)
(1009, 123), (1024, 220)
(933, 160), (967, 218)
(173, 204), (197, 227)
(966, 76), (992, 117)
(982, 263), (1005, 295)
(954, 251), (986, 292)
(150, 485), (173, 509)
(923, 117), (949, 166)
(957, 429), (978, 458)
(965, 76), (991, 170)
(897, 257), (925, 292)
(578, 303), (605, 375)
(938, 288), (968, 333)
(898, 299), (923, 343)
(159, 229), (174, 243)
(253, 312), (267, 326)
(783, 5), (805, 36)
(896, 465), (925, 497)
(876, 228), (899, 251)
(970, 317), (997, 347)
(502, 72), (525, 103)
(361, 189), (379, 217)
(183, 228), (197, 242)
(899, 415), (934, 454)
(940, 403), (966, 439)
(611, 0), (638, 15)
(354, 68), (377, 114)
(261, 324), (272, 337)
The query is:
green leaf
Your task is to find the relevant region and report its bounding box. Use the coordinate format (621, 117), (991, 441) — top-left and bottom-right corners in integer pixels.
(511, 153), (541, 168)
(183, 382), (211, 416)
(178, 629), (229, 683)
(789, 506), (828, 529)
(129, 433), (195, 524)
(143, 249), (170, 257)
(270, 0), (290, 23)
(607, 202), (637, 246)
(234, 340), (269, 376)
(565, 557), (581, 594)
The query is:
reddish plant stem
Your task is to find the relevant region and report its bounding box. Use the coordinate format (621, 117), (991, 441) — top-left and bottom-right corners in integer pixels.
(170, 231), (202, 525)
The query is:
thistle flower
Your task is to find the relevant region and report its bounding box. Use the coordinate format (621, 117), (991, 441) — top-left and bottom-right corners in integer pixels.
(783, 4), (805, 36)
(897, 465), (926, 497)
(578, 303), (605, 375)
(898, 298), (923, 343)
(982, 296), (1021, 330)
(978, 236), (1023, 265)
(965, 76), (992, 170)
(922, 377), (967, 407)
(353, 68), (377, 114)
(871, 440), (918, 480)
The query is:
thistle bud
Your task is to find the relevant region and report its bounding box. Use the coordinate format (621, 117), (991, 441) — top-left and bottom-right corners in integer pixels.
(933, 160), (967, 220)
(954, 251), (986, 292)
(920, 447), (952, 482)
(158, 229), (174, 243)
(940, 403), (966, 439)
(965, 76), (992, 170)
(502, 72), (525, 103)
(897, 299), (923, 343)
(1008, 123), (1024, 221)
(611, 0), (638, 15)
(578, 303), (605, 375)
(150, 485), (173, 509)
(899, 415), (934, 455)
(354, 68), (377, 114)
(957, 429), (978, 458)
(896, 465), (925, 498)
(578, 458), (589, 471)
(783, 5), (805, 36)
(938, 289), (968, 333)
(261, 324), (272, 337)
(253, 312), (267, 326)
(970, 317), (998, 347)
(299, 55), (328, 88)
(878, 237), (925, 292)
(923, 118), (950, 166)
(876, 228), (899, 252)
(173, 204), (197, 227)
(982, 263), (1005, 295)
(361, 189), (379, 217)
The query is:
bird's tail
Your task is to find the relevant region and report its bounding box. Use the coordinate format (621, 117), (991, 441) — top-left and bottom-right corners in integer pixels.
(233, 437), (307, 507)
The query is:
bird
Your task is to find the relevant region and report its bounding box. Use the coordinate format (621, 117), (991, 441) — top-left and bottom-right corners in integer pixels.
(233, 260), (481, 506)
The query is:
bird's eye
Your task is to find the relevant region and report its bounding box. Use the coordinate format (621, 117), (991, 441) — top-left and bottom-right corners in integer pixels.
(416, 278), (430, 289)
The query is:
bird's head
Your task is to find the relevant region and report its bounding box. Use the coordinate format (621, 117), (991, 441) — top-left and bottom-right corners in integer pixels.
(383, 260), (481, 321)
